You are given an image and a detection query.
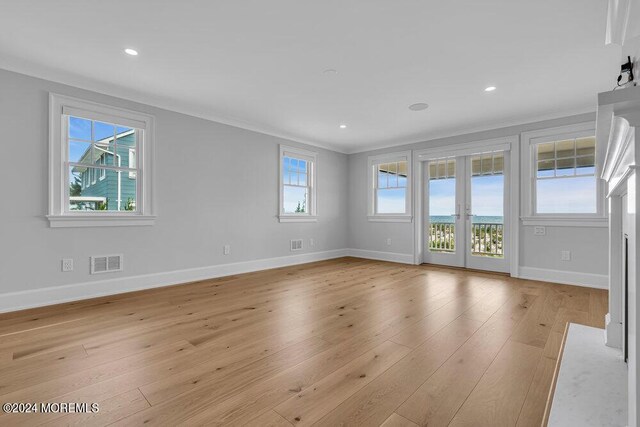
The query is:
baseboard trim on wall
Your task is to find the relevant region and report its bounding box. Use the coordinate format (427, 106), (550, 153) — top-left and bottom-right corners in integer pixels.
(346, 248), (415, 264)
(518, 266), (608, 290)
(1, 251), (606, 314)
(0, 249), (349, 314)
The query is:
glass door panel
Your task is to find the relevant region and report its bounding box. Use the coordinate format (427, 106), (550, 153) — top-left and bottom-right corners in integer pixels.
(470, 153), (504, 257)
(424, 158), (464, 267)
(466, 151), (509, 272)
(422, 151), (509, 273)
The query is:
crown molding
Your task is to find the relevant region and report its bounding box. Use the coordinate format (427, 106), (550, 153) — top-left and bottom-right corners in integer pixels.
(0, 55), (597, 157)
(0, 56), (348, 154)
(344, 107), (596, 154)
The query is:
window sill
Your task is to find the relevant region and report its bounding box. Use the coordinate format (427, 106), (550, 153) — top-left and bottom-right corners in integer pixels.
(367, 215), (413, 223)
(279, 215), (318, 223)
(520, 216), (607, 227)
(48, 215), (156, 228)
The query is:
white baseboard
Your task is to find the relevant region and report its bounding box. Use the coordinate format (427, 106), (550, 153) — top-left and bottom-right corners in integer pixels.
(604, 313), (623, 349)
(346, 248), (414, 264)
(0, 249), (349, 314)
(518, 266), (608, 289)
(1, 251), (607, 314)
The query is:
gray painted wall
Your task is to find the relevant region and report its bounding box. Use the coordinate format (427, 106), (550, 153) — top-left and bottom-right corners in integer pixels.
(347, 113), (609, 276)
(623, 34), (640, 81)
(0, 67), (609, 301)
(520, 225), (607, 275)
(0, 69), (348, 294)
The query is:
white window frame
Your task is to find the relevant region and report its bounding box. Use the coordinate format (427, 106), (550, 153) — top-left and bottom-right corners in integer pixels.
(367, 151), (412, 222)
(521, 122), (606, 227)
(279, 145), (317, 223)
(47, 93), (156, 228)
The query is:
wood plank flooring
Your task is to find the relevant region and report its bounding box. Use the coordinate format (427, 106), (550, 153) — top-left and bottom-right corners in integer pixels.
(0, 257), (608, 426)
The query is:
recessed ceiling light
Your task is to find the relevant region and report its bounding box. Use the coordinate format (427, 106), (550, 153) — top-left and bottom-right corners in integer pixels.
(124, 48), (138, 56)
(323, 69), (338, 75)
(339, 124), (347, 129)
(484, 86), (496, 92)
(408, 103), (429, 111)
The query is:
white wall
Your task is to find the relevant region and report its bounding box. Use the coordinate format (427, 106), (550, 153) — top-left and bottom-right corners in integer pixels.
(0, 69), (348, 304)
(347, 113), (609, 286)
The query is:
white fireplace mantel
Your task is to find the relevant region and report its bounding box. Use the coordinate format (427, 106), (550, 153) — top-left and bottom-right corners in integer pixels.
(598, 87), (640, 180)
(598, 87), (639, 347)
(597, 84), (640, 427)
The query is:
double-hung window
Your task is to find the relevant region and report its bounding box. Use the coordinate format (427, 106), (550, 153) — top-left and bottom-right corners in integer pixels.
(522, 123), (605, 225)
(279, 145), (317, 222)
(48, 94), (155, 227)
(368, 151), (412, 222)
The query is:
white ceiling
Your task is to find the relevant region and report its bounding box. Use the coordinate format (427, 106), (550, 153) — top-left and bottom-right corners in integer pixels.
(0, 0), (621, 153)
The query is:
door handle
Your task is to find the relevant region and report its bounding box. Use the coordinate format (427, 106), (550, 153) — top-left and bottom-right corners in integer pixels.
(465, 206), (474, 219)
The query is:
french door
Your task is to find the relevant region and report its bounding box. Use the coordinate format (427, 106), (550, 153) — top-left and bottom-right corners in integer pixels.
(422, 151), (509, 273)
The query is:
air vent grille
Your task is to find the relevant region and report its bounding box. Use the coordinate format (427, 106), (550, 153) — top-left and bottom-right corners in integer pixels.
(290, 239), (303, 251)
(91, 254), (123, 274)
(108, 256), (121, 271)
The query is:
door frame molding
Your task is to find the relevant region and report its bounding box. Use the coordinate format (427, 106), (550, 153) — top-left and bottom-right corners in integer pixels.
(413, 136), (520, 277)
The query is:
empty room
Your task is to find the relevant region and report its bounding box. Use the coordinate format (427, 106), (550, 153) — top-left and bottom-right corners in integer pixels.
(1, 1), (639, 426)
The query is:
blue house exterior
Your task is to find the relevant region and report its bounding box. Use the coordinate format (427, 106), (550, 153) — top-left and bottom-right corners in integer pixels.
(71, 130), (137, 211)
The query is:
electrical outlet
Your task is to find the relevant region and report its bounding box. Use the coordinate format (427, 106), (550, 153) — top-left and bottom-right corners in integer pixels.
(223, 245), (231, 255)
(309, 238), (315, 247)
(62, 258), (74, 272)
(386, 238), (392, 246)
(534, 226), (546, 236)
(561, 250), (571, 261)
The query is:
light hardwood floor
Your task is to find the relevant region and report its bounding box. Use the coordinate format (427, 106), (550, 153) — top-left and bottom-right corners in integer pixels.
(0, 257), (607, 426)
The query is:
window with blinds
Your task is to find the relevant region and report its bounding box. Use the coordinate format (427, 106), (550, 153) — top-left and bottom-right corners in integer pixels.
(534, 136), (596, 214)
(428, 158), (455, 180)
(471, 152), (504, 176)
(375, 160), (408, 214)
(368, 151), (412, 220)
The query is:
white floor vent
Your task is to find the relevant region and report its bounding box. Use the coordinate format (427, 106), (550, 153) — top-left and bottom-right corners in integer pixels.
(90, 254), (123, 274)
(290, 239), (303, 251)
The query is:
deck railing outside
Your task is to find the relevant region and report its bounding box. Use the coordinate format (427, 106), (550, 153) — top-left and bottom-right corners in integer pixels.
(429, 222), (503, 257)
(470, 223), (503, 256)
(428, 222), (456, 252)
